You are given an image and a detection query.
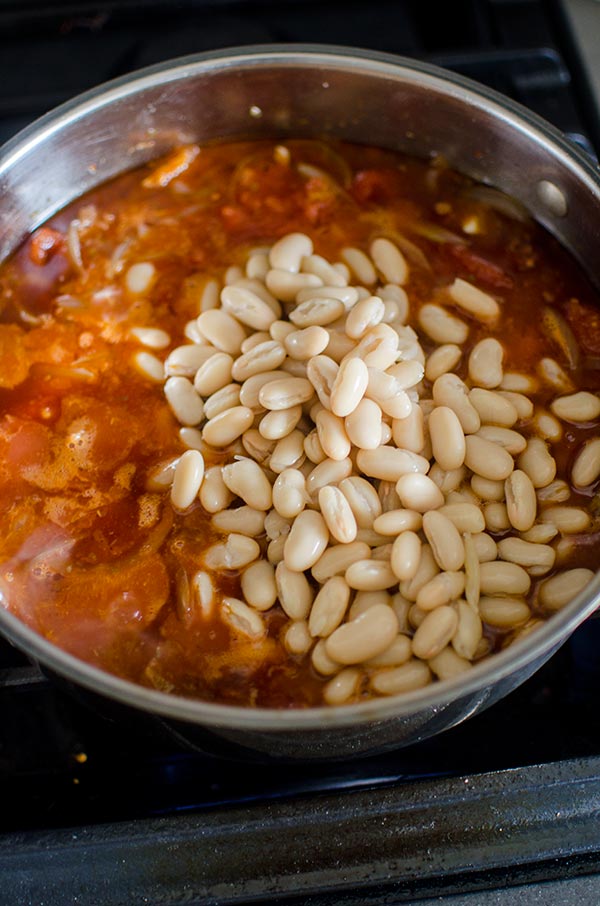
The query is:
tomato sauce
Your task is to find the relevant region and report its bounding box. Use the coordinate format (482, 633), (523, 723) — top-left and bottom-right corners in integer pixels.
(0, 139), (598, 707)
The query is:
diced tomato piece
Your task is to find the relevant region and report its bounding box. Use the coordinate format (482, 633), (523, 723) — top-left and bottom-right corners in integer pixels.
(0, 324), (29, 388)
(351, 169), (401, 204)
(448, 244), (514, 290)
(0, 416), (51, 469)
(220, 205), (251, 232)
(566, 297), (600, 355)
(28, 227), (65, 265)
(303, 177), (337, 225)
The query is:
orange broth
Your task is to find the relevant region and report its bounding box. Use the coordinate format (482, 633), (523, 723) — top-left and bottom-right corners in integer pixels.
(0, 139), (598, 707)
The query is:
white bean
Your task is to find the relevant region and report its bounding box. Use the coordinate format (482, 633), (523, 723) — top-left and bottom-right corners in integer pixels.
(422, 510), (465, 571)
(341, 246), (377, 284)
(241, 561), (277, 611)
(326, 603), (399, 664)
(497, 537), (555, 573)
(419, 304), (469, 345)
(370, 659), (432, 695)
(357, 446), (429, 482)
(539, 505), (591, 534)
(425, 344), (462, 382)
(194, 352), (234, 396)
(476, 426), (527, 456)
(309, 576), (351, 638)
(433, 373), (480, 434)
(395, 473), (445, 512)
(330, 358), (369, 417)
(283, 510), (329, 571)
(164, 376), (205, 426)
(306, 457), (352, 499)
(464, 435), (514, 481)
(165, 344), (214, 378)
(478, 596), (530, 628)
(318, 485), (358, 543)
(448, 277), (500, 322)
(204, 535), (260, 570)
(170, 449), (204, 510)
(222, 597), (265, 638)
(290, 296), (346, 328)
(339, 476), (382, 528)
(196, 310), (246, 354)
(221, 459), (273, 510)
(220, 285), (277, 330)
(284, 326), (330, 360)
(259, 405), (302, 441)
(550, 391), (600, 422)
(538, 568), (595, 611)
(212, 506), (265, 537)
(323, 667), (361, 705)
(204, 383), (241, 420)
(390, 531), (422, 581)
(572, 438), (600, 488)
(269, 232), (313, 273)
(126, 262), (155, 294)
(412, 606), (459, 660)
(505, 470), (537, 531)
(310, 543), (370, 587)
(429, 405), (466, 470)
(479, 561), (531, 596)
(302, 254), (348, 287)
(202, 406), (254, 447)
(259, 377), (314, 410)
(345, 559), (398, 591)
(518, 438), (556, 488)
(345, 295), (385, 339)
(416, 571), (465, 611)
(275, 562), (314, 620)
(468, 337), (504, 388)
(266, 269), (322, 303)
(345, 398), (383, 450)
(130, 326), (170, 349)
(133, 351), (165, 383)
(231, 341), (286, 382)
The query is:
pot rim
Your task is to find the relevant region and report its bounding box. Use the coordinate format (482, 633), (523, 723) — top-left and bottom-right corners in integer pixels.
(0, 43), (598, 730)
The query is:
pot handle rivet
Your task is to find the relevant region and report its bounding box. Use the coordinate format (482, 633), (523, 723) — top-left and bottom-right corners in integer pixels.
(536, 180), (568, 217)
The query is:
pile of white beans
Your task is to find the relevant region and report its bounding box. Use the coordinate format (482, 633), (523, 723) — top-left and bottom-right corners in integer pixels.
(131, 231), (598, 706)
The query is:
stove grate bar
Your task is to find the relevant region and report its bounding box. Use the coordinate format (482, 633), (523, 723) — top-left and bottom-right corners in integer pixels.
(2, 755), (600, 905)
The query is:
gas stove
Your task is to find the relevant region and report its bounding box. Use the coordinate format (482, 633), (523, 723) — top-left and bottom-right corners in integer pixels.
(1, 2), (600, 904)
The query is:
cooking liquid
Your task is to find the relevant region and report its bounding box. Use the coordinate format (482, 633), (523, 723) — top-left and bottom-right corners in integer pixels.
(0, 140), (598, 707)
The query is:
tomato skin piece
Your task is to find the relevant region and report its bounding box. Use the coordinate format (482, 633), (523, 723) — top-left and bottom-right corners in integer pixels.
(303, 177), (338, 225)
(448, 243), (513, 290)
(0, 417), (51, 470)
(566, 297), (600, 355)
(351, 169), (401, 204)
(29, 227), (65, 265)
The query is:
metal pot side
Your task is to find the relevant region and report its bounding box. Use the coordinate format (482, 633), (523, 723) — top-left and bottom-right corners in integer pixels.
(0, 46), (599, 758)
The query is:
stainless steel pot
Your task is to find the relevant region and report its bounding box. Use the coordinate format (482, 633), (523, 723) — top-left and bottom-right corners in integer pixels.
(0, 46), (599, 759)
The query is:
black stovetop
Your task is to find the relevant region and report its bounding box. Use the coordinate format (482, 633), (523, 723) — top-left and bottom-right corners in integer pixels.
(1, 2), (600, 904)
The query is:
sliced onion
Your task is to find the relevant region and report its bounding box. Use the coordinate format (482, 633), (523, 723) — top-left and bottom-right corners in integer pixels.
(288, 139), (353, 188)
(373, 229), (432, 271)
(542, 306), (580, 369)
(106, 239), (132, 278)
(67, 220), (83, 271)
(464, 186), (530, 223)
(55, 294), (84, 309)
(408, 221), (465, 244)
(297, 162), (331, 181)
